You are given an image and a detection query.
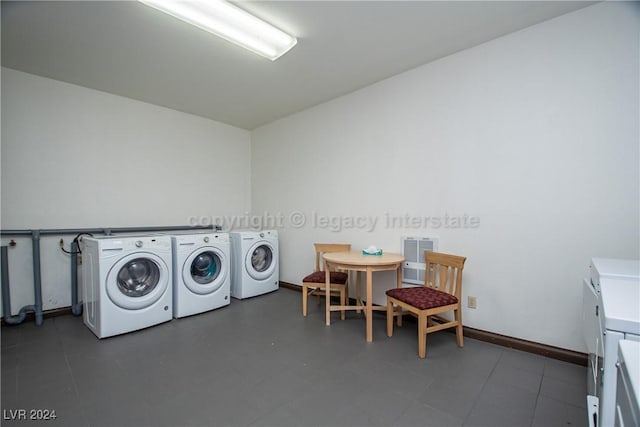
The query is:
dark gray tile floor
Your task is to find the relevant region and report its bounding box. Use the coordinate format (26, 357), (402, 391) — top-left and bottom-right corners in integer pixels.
(1, 288), (587, 427)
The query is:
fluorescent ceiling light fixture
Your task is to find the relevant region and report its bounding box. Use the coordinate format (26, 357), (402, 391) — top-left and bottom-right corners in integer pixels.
(140, 0), (297, 61)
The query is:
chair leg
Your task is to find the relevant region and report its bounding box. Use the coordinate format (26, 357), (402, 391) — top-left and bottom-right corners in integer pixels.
(340, 288), (346, 321)
(455, 308), (464, 347)
(386, 300), (394, 337)
(396, 308), (403, 327)
(418, 314), (427, 358)
(302, 284), (308, 317)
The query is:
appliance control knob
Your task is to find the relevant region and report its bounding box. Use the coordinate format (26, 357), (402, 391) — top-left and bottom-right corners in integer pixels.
(204, 237), (210, 243)
(260, 233), (264, 238)
(136, 241), (143, 248)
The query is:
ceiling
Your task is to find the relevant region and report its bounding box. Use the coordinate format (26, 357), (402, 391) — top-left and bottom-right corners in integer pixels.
(2, 1), (595, 130)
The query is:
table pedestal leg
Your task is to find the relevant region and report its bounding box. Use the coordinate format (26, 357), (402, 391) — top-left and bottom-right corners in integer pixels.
(325, 262), (331, 326)
(356, 271), (362, 314)
(396, 265), (403, 326)
(366, 268), (373, 342)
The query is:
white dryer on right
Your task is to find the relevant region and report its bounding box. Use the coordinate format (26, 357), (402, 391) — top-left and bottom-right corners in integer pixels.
(229, 230), (279, 299)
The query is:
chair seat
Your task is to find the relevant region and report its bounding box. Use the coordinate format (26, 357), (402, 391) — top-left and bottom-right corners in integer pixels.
(386, 286), (458, 310)
(302, 271), (348, 285)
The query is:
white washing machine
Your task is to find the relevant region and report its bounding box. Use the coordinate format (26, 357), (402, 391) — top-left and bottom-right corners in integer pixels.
(169, 231), (230, 318)
(230, 230), (279, 299)
(81, 234), (173, 338)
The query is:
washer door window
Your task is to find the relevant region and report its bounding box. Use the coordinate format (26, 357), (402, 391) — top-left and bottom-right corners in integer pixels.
(183, 248), (228, 295)
(106, 252), (169, 310)
(245, 241), (276, 281)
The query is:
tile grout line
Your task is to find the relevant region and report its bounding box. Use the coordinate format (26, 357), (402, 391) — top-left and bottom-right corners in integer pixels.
(530, 356), (547, 427)
(460, 347), (504, 426)
(63, 352), (92, 427)
(56, 318), (91, 427)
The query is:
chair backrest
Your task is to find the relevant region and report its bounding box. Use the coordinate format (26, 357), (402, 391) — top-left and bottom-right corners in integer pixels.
(424, 251), (467, 299)
(314, 243), (351, 272)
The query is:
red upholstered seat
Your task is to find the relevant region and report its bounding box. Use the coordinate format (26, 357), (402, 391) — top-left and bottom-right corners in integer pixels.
(303, 271), (348, 285)
(386, 286), (458, 310)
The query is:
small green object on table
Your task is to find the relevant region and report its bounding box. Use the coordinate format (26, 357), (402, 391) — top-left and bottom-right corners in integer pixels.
(362, 249), (383, 256)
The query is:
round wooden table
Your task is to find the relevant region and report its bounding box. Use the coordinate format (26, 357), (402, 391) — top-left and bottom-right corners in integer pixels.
(323, 251), (405, 342)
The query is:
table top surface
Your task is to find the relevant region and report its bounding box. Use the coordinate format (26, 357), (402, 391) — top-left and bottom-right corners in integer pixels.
(323, 250), (405, 266)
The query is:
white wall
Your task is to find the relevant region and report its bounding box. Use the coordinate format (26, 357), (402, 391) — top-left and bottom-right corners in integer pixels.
(1, 68), (252, 314)
(251, 2), (640, 352)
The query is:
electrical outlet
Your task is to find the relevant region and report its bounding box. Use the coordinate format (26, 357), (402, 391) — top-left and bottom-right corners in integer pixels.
(467, 296), (477, 309)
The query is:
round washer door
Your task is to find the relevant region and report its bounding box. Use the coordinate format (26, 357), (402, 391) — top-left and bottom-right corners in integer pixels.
(245, 241), (276, 281)
(182, 247), (228, 295)
(106, 252), (169, 310)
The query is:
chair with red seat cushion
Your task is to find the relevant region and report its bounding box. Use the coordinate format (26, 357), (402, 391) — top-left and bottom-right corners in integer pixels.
(386, 251), (467, 358)
(302, 243), (351, 320)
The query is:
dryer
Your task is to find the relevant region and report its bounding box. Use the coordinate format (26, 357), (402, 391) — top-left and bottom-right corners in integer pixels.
(170, 231), (230, 318)
(583, 258), (640, 427)
(230, 230), (279, 299)
(81, 234), (173, 338)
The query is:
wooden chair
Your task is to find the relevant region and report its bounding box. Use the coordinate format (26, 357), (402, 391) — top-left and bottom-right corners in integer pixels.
(386, 251), (467, 358)
(302, 243), (351, 320)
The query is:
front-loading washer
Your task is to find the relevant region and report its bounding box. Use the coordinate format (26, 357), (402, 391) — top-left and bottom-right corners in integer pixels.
(169, 231), (230, 318)
(81, 234), (173, 338)
(230, 230), (279, 299)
